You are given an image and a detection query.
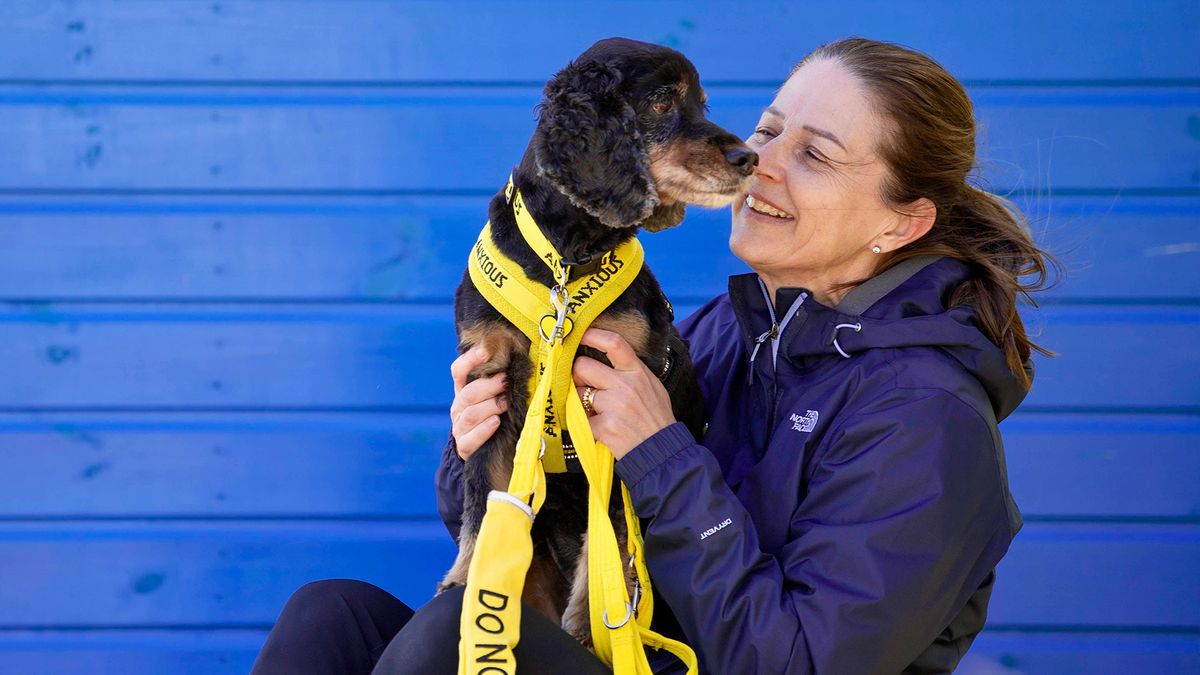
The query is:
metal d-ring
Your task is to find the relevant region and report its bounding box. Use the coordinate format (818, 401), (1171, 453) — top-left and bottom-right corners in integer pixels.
(602, 601), (634, 629)
(538, 285), (570, 343)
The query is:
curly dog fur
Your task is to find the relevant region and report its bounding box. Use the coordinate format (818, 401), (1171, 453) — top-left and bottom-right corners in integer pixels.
(440, 37), (757, 648)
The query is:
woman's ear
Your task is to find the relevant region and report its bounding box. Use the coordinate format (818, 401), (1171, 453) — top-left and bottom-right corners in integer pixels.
(877, 197), (936, 251)
(533, 59), (658, 228)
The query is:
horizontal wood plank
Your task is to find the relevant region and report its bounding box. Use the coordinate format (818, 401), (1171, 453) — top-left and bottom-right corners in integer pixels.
(1, 86), (1194, 191)
(0, 195), (1195, 302)
(0, 412), (447, 518)
(0, 412), (1195, 520)
(991, 524), (1200, 627)
(962, 632), (1200, 675)
(0, 303), (1194, 410)
(2, 1), (1196, 82)
(0, 522), (1193, 627)
(0, 629), (1195, 675)
(0, 521), (456, 626)
(1002, 414), (1200, 520)
(0, 629), (264, 675)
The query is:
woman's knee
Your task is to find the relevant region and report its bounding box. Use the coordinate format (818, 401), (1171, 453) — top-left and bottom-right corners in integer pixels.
(371, 588), (465, 673)
(284, 579), (383, 614)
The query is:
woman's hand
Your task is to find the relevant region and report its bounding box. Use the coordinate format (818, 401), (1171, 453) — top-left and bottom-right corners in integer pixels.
(449, 347), (508, 461)
(572, 328), (676, 460)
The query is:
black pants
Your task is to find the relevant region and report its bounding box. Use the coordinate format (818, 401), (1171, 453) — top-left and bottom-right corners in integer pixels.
(251, 579), (610, 674)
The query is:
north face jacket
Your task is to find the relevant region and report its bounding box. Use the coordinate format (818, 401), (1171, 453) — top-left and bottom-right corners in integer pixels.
(437, 255), (1027, 674)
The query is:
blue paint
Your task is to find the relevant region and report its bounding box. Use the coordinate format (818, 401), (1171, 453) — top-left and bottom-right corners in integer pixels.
(81, 462), (109, 479)
(132, 573), (165, 594)
(0, 1), (1195, 671)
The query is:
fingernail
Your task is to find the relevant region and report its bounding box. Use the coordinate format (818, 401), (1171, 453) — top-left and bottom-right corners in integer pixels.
(472, 346), (487, 358)
(487, 415), (500, 426)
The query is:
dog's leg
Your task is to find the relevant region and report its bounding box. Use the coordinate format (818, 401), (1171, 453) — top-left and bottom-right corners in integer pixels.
(437, 443), (512, 592)
(560, 503), (640, 653)
(561, 534), (593, 650)
(522, 546), (570, 625)
(437, 320), (531, 593)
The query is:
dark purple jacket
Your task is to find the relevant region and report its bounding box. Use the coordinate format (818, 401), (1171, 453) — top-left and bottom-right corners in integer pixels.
(437, 256), (1027, 674)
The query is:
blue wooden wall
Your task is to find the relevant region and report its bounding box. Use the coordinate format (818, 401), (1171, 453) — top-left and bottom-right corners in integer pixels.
(0, 2), (1197, 673)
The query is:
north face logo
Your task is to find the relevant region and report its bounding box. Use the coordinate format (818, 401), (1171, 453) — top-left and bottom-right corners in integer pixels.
(790, 410), (819, 433)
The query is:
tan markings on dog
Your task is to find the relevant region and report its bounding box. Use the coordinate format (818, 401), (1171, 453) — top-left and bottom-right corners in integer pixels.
(561, 535), (592, 648)
(523, 552), (570, 625)
(485, 448), (513, 492)
(648, 141), (744, 208)
(592, 311), (651, 355)
(561, 525), (640, 650)
(437, 530), (476, 593)
(459, 320), (531, 380)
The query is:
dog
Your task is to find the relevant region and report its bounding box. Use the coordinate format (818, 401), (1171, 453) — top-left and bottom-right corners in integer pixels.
(440, 37), (756, 648)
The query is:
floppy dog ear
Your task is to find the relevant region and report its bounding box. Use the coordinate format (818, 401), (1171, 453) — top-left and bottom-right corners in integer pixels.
(534, 59), (658, 228)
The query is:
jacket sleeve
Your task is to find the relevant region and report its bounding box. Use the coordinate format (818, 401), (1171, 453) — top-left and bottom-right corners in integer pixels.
(615, 388), (1014, 675)
(434, 434), (465, 542)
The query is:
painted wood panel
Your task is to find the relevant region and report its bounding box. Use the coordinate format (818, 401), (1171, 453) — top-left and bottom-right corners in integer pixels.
(2, 630), (1197, 675)
(0, 304), (1194, 409)
(1, 0), (1196, 671)
(1, 412), (1195, 520)
(963, 633), (1200, 675)
(0, 522), (1193, 628)
(0, 195), (1195, 302)
(1, 86), (1195, 191)
(2, 1), (1197, 82)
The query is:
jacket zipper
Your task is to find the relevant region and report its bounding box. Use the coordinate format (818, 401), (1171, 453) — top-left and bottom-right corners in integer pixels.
(750, 280), (808, 441)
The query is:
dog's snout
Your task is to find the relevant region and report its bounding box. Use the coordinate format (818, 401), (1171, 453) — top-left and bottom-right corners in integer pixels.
(724, 146), (759, 175)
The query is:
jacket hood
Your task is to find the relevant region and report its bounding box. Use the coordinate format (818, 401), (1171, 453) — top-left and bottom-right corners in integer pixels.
(729, 256), (1032, 420)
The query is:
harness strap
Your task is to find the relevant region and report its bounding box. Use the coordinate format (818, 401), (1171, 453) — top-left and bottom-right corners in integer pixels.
(458, 177), (697, 675)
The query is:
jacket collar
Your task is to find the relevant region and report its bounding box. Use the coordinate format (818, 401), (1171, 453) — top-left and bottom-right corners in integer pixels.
(727, 256), (946, 360)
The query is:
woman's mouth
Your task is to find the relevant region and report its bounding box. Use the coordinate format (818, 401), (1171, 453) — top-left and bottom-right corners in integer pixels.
(745, 194), (794, 220)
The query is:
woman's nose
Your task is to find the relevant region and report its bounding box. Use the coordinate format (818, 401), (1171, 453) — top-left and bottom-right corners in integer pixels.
(749, 138), (784, 182)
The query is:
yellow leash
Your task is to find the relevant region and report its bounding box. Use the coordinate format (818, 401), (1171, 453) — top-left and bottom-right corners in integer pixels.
(458, 177), (697, 675)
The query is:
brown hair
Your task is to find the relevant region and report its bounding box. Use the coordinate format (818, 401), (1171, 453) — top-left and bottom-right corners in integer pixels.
(796, 38), (1057, 387)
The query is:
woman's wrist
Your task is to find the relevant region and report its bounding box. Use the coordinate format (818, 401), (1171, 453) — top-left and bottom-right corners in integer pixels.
(615, 422), (697, 488)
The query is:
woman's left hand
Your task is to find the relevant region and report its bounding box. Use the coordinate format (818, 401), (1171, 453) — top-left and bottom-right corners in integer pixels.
(572, 328), (676, 460)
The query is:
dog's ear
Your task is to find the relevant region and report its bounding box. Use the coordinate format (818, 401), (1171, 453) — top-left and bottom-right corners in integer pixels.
(534, 59), (658, 228)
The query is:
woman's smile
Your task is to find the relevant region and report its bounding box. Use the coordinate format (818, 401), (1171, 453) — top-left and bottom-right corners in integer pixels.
(744, 193), (795, 220)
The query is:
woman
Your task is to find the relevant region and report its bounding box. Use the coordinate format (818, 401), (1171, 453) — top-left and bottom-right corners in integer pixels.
(254, 38), (1053, 674)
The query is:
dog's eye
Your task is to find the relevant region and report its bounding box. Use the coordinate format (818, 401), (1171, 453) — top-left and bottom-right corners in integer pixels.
(652, 100), (673, 114)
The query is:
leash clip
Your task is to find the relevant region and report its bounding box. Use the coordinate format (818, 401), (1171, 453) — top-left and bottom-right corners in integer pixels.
(603, 601), (634, 629)
(539, 284), (571, 343)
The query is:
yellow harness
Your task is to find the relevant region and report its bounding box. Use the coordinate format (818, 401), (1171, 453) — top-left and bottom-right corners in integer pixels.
(458, 177), (698, 675)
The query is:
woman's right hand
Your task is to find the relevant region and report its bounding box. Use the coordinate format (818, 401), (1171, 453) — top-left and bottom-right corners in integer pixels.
(449, 346), (509, 461)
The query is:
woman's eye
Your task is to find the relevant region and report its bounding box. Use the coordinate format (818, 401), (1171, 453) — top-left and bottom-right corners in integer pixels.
(752, 127), (776, 139)
(652, 100), (673, 114)
(804, 147), (825, 163)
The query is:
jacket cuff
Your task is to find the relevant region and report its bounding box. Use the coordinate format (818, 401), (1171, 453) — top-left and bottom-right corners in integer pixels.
(615, 422), (696, 488)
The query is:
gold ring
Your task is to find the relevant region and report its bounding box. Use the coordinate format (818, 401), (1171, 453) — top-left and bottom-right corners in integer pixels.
(580, 386), (597, 416)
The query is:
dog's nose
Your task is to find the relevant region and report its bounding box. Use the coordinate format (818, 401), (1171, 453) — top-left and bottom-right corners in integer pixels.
(724, 146), (759, 175)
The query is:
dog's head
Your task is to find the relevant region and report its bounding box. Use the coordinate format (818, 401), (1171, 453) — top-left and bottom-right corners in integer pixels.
(534, 38), (756, 232)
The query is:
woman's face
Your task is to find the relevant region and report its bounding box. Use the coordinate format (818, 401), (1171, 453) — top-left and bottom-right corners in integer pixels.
(731, 58), (906, 301)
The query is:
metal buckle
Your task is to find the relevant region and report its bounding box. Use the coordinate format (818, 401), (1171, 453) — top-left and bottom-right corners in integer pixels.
(602, 601), (633, 629)
(539, 284), (570, 343)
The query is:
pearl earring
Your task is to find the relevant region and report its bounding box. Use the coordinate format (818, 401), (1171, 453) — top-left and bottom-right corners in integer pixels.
(871, 245), (882, 254)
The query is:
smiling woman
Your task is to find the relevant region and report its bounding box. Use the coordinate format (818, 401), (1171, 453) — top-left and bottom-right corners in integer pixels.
(445, 38), (1057, 674)
(732, 56), (927, 309)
